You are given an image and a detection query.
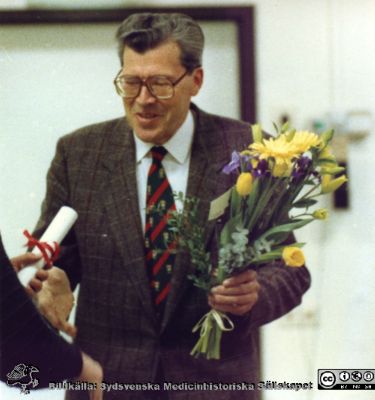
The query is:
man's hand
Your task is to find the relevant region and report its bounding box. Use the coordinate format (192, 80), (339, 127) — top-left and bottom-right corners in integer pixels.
(11, 253), (48, 296)
(36, 266), (77, 337)
(209, 269), (260, 316)
(78, 352), (103, 400)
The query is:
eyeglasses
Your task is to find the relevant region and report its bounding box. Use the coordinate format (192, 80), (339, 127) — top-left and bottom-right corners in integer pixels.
(113, 70), (189, 100)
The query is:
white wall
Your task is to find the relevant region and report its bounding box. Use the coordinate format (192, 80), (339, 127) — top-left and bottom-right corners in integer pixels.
(1, 1), (375, 400)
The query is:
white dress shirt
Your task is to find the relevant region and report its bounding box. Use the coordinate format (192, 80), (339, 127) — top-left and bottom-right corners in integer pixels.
(133, 111), (195, 232)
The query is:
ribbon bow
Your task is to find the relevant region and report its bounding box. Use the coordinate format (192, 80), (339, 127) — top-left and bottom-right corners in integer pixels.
(190, 309), (235, 359)
(23, 230), (60, 268)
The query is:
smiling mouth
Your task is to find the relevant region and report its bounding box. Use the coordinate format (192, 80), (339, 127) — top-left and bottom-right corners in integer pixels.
(136, 112), (160, 120)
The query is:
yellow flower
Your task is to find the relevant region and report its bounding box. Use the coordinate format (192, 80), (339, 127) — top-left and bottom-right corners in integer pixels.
(251, 124), (263, 143)
(288, 131), (321, 154)
(249, 135), (296, 166)
(272, 159), (292, 177)
(320, 165), (345, 175)
(319, 129), (334, 147)
(313, 208), (329, 220)
(318, 145), (335, 161)
(321, 174), (348, 194)
(236, 172), (253, 196)
(282, 247), (305, 267)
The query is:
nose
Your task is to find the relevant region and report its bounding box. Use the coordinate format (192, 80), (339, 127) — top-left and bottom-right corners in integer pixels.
(136, 84), (156, 105)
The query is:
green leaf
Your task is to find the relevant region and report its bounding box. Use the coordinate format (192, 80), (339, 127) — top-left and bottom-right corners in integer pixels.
(245, 177), (275, 234)
(245, 178), (260, 221)
(304, 180), (317, 186)
(281, 120), (290, 133)
(259, 219), (313, 243)
(272, 242), (306, 252)
(219, 214), (243, 247)
(230, 187), (241, 218)
(272, 121), (279, 135)
(252, 250), (283, 264)
(292, 198), (318, 208)
(263, 231), (290, 245)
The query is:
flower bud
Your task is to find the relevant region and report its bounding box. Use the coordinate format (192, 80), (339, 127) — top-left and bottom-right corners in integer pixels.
(320, 166), (345, 175)
(251, 124), (263, 143)
(282, 246), (305, 267)
(318, 145), (335, 161)
(312, 208), (329, 220)
(284, 129), (296, 142)
(236, 172), (253, 196)
(319, 129), (334, 147)
(321, 174), (348, 194)
(272, 160), (291, 177)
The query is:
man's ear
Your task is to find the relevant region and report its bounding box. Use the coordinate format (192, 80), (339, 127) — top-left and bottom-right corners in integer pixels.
(190, 67), (204, 96)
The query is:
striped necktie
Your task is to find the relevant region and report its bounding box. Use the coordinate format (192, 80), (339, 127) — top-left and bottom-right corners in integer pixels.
(144, 146), (176, 313)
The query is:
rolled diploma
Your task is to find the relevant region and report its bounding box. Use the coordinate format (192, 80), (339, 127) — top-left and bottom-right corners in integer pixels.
(18, 206), (78, 287)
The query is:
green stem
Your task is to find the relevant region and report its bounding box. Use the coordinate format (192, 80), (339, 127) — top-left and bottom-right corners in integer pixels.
(295, 183), (321, 203)
(245, 177), (275, 234)
(255, 179), (289, 235)
(292, 212), (311, 219)
(216, 265), (227, 285)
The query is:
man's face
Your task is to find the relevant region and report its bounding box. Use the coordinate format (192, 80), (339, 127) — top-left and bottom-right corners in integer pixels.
(121, 41), (203, 145)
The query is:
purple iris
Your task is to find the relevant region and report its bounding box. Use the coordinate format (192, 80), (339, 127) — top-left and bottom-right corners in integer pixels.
(222, 151), (241, 174)
(253, 159), (269, 177)
(292, 156), (313, 182)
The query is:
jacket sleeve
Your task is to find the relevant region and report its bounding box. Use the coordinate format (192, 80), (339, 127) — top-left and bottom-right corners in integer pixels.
(0, 235), (82, 388)
(33, 136), (82, 290)
(228, 236), (311, 334)
(248, 261), (311, 328)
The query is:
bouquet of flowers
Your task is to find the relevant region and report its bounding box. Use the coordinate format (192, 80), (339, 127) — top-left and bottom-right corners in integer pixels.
(169, 122), (347, 360)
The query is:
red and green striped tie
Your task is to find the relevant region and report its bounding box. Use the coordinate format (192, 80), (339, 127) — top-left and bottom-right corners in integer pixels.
(144, 146), (176, 313)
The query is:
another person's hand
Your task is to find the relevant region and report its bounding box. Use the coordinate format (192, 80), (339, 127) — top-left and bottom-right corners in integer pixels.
(78, 352), (103, 400)
(11, 253), (48, 296)
(36, 266), (77, 337)
(209, 269), (260, 316)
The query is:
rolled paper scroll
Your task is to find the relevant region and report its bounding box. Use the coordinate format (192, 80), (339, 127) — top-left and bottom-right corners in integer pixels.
(18, 206), (78, 287)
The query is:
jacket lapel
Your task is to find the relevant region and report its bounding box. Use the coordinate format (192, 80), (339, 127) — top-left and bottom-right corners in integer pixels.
(96, 110), (234, 332)
(100, 118), (157, 327)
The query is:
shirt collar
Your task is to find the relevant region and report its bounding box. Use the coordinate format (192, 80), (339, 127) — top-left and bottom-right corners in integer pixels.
(134, 110), (194, 164)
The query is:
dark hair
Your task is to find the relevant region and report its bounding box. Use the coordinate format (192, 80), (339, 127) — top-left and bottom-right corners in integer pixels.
(116, 13), (204, 72)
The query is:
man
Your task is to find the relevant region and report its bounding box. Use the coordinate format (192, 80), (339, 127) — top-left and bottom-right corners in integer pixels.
(24, 13), (310, 399)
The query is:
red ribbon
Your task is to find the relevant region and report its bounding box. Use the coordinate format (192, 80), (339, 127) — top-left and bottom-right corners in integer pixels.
(23, 230), (60, 268)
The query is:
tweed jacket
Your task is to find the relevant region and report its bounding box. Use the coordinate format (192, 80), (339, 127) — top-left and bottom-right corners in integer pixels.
(34, 104), (311, 399)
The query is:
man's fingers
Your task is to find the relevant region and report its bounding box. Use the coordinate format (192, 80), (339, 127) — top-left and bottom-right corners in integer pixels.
(208, 297), (254, 316)
(62, 321), (77, 338)
(28, 278), (43, 293)
(41, 305), (75, 336)
(212, 281), (258, 296)
(10, 253), (42, 272)
(79, 352), (103, 400)
(222, 270), (257, 287)
(35, 269), (49, 281)
(209, 269), (260, 316)
(27, 269), (49, 293)
(209, 291), (258, 307)
(89, 388), (103, 400)
(24, 286), (36, 298)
